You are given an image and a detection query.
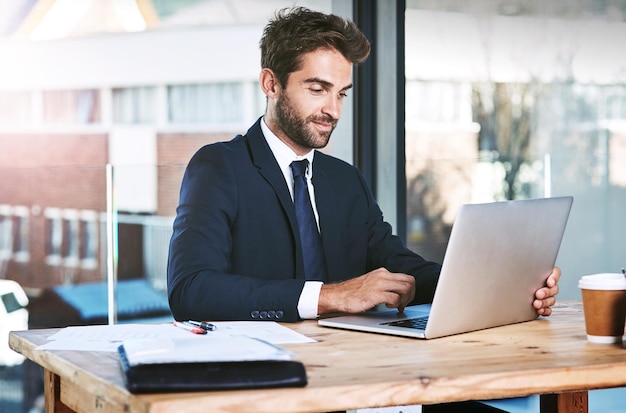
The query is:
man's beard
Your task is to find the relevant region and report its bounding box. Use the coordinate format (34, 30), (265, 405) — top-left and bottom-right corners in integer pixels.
(275, 92), (337, 150)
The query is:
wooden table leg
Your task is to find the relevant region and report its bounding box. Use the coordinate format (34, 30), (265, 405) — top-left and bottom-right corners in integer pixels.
(44, 369), (76, 413)
(540, 392), (588, 413)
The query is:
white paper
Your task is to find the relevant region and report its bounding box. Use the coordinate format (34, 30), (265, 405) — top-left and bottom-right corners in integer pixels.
(121, 336), (295, 365)
(36, 321), (315, 352)
(210, 321), (316, 344)
(39, 324), (193, 352)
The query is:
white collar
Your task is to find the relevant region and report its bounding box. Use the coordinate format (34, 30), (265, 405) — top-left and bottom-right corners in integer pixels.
(261, 117), (315, 178)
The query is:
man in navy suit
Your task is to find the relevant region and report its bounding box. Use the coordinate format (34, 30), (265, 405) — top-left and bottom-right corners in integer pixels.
(167, 7), (560, 324)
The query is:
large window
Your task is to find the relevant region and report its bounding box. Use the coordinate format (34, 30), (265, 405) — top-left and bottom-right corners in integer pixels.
(0, 205), (30, 265)
(12, 206), (29, 263)
(405, 1), (626, 300)
(45, 208), (63, 266)
(112, 86), (157, 124)
(44, 208), (101, 271)
(0, 205), (12, 261)
(168, 83), (244, 124)
(79, 210), (99, 269)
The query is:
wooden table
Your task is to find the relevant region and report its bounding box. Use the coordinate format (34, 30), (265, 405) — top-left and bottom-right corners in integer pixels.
(9, 301), (626, 413)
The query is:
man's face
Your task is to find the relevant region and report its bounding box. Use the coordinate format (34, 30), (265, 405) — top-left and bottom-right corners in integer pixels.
(268, 48), (353, 155)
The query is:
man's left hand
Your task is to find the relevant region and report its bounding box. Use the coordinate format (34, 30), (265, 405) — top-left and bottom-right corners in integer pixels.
(533, 266), (561, 316)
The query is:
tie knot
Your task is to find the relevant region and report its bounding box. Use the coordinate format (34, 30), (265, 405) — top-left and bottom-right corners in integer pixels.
(290, 159), (309, 178)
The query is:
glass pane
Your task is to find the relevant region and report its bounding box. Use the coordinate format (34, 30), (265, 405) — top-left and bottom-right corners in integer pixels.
(0, 206), (12, 260)
(42, 89), (101, 124)
(112, 86), (157, 124)
(0, 1), (343, 411)
(167, 82), (244, 124)
(405, 1), (626, 300)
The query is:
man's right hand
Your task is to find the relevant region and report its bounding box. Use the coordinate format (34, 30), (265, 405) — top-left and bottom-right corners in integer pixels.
(317, 268), (416, 315)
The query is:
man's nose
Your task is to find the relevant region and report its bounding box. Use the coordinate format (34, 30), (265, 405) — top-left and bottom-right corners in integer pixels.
(322, 94), (342, 119)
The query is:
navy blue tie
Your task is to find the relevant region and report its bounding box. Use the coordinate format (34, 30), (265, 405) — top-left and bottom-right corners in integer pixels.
(290, 160), (327, 281)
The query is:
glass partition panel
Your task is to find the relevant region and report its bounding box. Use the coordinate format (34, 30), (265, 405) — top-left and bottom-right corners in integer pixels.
(405, 1), (626, 300)
(0, 1), (345, 411)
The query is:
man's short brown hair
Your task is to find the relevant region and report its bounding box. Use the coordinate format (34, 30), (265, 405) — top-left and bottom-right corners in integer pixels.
(260, 7), (371, 88)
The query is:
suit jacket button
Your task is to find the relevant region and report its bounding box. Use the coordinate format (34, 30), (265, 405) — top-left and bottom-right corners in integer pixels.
(268, 310), (276, 318)
(251, 310), (259, 319)
(259, 311), (268, 319)
(275, 311), (284, 319)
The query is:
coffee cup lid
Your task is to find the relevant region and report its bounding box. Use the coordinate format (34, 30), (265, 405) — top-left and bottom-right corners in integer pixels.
(578, 273), (626, 290)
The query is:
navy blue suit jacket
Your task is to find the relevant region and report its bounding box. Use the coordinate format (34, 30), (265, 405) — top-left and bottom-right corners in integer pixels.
(167, 118), (441, 322)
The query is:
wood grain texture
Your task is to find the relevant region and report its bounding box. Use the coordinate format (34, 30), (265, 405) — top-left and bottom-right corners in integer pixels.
(10, 301), (626, 413)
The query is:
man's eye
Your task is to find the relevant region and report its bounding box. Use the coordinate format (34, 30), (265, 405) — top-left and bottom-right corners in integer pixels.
(311, 88), (324, 94)
(339, 92), (348, 98)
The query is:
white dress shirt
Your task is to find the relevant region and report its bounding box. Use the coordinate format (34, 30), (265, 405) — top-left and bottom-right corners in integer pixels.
(260, 118), (323, 319)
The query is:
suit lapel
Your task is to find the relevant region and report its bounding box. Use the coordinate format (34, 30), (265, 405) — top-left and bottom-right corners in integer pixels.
(245, 120), (305, 279)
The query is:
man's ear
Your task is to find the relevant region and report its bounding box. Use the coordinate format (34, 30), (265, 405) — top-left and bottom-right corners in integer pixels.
(259, 68), (280, 98)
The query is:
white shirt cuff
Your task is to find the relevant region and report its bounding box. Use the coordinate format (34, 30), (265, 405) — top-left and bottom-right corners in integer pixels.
(297, 281), (323, 319)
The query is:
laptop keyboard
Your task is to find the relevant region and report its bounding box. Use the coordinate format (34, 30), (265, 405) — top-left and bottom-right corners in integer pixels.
(382, 316), (429, 330)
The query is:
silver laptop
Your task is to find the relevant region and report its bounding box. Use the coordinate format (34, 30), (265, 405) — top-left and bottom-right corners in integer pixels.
(318, 196), (573, 339)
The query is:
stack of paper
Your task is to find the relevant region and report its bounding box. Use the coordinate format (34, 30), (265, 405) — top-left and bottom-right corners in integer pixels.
(120, 335), (296, 364)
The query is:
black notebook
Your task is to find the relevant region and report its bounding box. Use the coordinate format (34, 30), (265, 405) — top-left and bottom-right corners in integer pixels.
(117, 336), (307, 393)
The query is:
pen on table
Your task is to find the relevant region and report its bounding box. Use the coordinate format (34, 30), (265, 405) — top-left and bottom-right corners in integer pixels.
(173, 321), (207, 335)
(185, 320), (217, 331)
